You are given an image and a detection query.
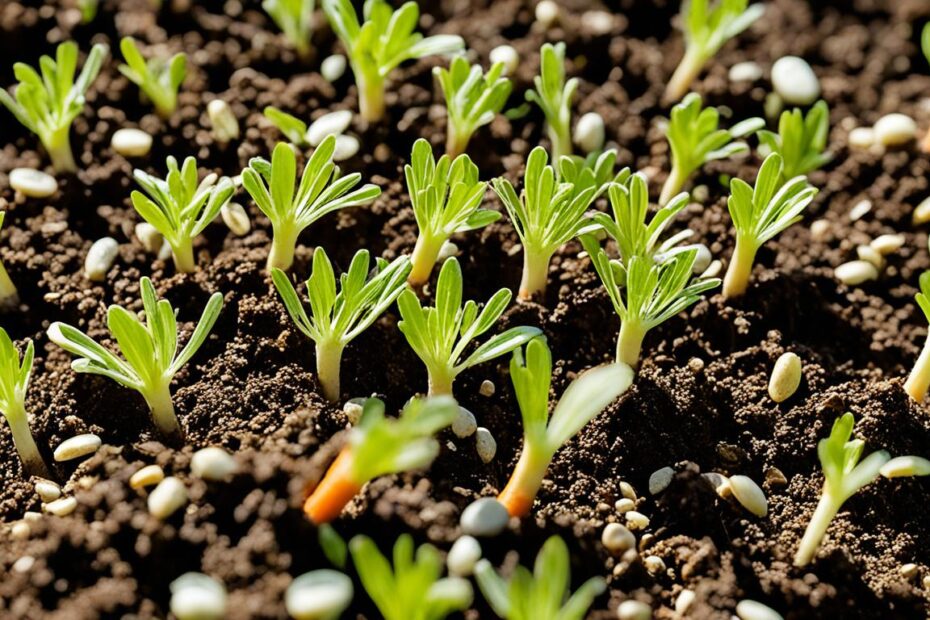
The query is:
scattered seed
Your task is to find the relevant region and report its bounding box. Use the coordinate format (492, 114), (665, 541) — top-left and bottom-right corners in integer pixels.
(617, 600), (652, 620)
(437, 240), (459, 263)
(475, 427), (497, 464)
(923, 575), (930, 590)
(479, 380), (495, 397)
(207, 99), (239, 144)
(44, 496), (77, 517)
(170, 572), (228, 620)
(148, 476), (188, 519)
(580, 10), (613, 35)
(452, 406), (477, 438)
(191, 447), (237, 481)
(135, 222), (163, 253)
(648, 467), (674, 495)
(460, 497), (509, 537)
(768, 352), (802, 403)
(23, 511), (42, 522)
(870, 234), (905, 256)
(84, 237), (119, 282)
(700, 259), (722, 280)
(343, 397), (365, 425)
(688, 357), (705, 373)
(285, 569), (353, 620)
(447, 535), (482, 577)
(874, 113), (917, 146)
(675, 589), (695, 615)
(574, 112), (605, 154)
(643, 555), (666, 574)
(880, 455), (930, 478)
(835, 260), (879, 286)
(221, 202), (250, 236)
(729, 475), (768, 517)
(307, 110), (353, 147)
(615, 498), (635, 514)
(332, 134), (359, 161)
(729, 61), (763, 83)
(736, 600), (784, 620)
(54, 433), (102, 462)
(130, 464), (165, 489)
(12, 556), (35, 573)
(9, 168), (58, 198)
(913, 196), (930, 225)
(111, 128), (153, 157)
(809, 219), (831, 242)
(771, 56), (820, 105)
(534, 0), (559, 27)
(900, 563), (919, 581)
(320, 54), (347, 83)
(601, 522), (636, 554)
(620, 481), (637, 500)
(848, 127), (875, 149)
(10, 521), (30, 540)
(765, 467), (788, 487)
(849, 199), (872, 221)
(490, 45), (519, 76)
(625, 511), (650, 530)
(35, 479), (61, 502)
(855, 245), (884, 271)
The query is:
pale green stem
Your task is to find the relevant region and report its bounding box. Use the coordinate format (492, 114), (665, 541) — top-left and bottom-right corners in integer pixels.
(4, 402), (49, 478)
(445, 123), (472, 159)
(616, 319), (646, 369)
(659, 164), (686, 207)
(664, 46), (705, 104)
(358, 72), (386, 123)
(0, 260), (19, 308)
(904, 336), (930, 402)
(722, 236), (758, 299)
(171, 237), (196, 273)
(408, 234), (444, 286)
(44, 126), (77, 174)
(267, 223), (300, 272)
(143, 381), (182, 443)
(497, 440), (553, 516)
(547, 124), (570, 167)
(315, 339), (345, 403)
(794, 492), (840, 567)
(427, 368), (454, 397)
(153, 91), (177, 120)
(519, 247), (552, 301)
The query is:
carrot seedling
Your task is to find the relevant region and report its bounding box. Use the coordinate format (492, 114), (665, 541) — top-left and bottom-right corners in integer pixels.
(434, 56), (512, 158)
(119, 37), (186, 119)
(0, 328), (49, 477)
(498, 338), (632, 517)
(48, 277), (223, 443)
(559, 149), (630, 200)
(0, 213), (18, 307)
(905, 271), (930, 402)
(397, 257), (541, 396)
(263, 0), (315, 59)
(405, 139), (497, 286)
(304, 396), (457, 523)
(264, 106), (309, 147)
(758, 100), (831, 181)
(0, 42), (108, 173)
(526, 42), (577, 163)
(272, 248), (411, 401)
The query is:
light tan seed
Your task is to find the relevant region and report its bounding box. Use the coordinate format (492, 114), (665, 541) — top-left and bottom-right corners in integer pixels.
(849, 199), (872, 221)
(835, 260), (879, 286)
(880, 455), (930, 478)
(84, 238), (119, 282)
(736, 599), (784, 620)
(643, 555), (665, 574)
(620, 481), (637, 500)
(191, 447), (237, 481)
(135, 223), (163, 253)
(35, 480), (61, 502)
(148, 477), (188, 519)
(870, 234), (905, 256)
(130, 464), (165, 489)
(625, 511), (650, 530)
(208, 99), (239, 144)
(616, 600), (651, 620)
(44, 497), (77, 517)
(221, 203), (250, 236)
(54, 433), (102, 461)
(874, 113), (917, 146)
(900, 563), (919, 580)
(702, 472), (731, 497)
(809, 219), (831, 242)
(111, 128), (153, 157)
(615, 498), (635, 513)
(856, 245), (884, 270)
(479, 380), (495, 397)
(601, 523), (636, 554)
(729, 475), (768, 517)
(768, 352), (802, 403)
(675, 589), (695, 615)
(848, 127), (875, 149)
(10, 168), (57, 198)
(10, 522), (30, 540)
(915, 196), (930, 225)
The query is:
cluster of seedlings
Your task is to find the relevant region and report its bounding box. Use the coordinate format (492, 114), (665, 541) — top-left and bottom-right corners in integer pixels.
(1, 0), (930, 617)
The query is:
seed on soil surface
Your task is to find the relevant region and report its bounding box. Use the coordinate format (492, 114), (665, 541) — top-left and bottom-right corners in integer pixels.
(343, 397), (365, 425)
(460, 497), (510, 537)
(923, 575), (930, 590)
(447, 535), (482, 577)
(768, 352), (801, 403)
(479, 380), (495, 397)
(437, 240), (459, 262)
(880, 455), (930, 478)
(148, 477), (188, 519)
(285, 569), (354, 620)
(574, 112), (605, 153)
(170, 572), (228, 620)
(332, 134), (359, 161)
(320, 54), (347, 82)
(809, 219), (830, 241)
(534, 0), (559, 27)
(648, 466), (674, 495)
(12, 556), (34, 573)
(874, 113), (917, 146)
(307, 110), (353, 147)
(10, 522), (30, 540)
(490, 45), (519, 76)
(111, 128), (153, 157)
(620, 481), (636, 500)
(771, 56), (820, 105)
(675, 589), (695, 615)
(23, 511), (41, 522)
(913, 196), (930, 225)
(53, 433), (102, 461)
(452, 406), (477, 438)
(84, 237), (119, 282)
(580, 10), (613, 35)
(475, 427), (497, 463)
(729, 475), (768, 517)
(729, 61), (763, 82)
(135, 222), (164, 253)
(615, 498), (635, 513)
(207, 99), (239, 144)
(130, 464), (165, 489)
(191, 447), (237, 481)
(9, 168), (58, 198)
(44, 497), (77, 517)
(870, 234), (905, 255)
(221, 202), (250, 236)
(700, 259), (722, 280)
(736, 600), (784, 620)
(899, 563), (919, 580)
(35, 480), (61, 502)
(849, 199), (871, 221)
(834, 260), (879, 286)
(617, 599), (651, 620)
(643, 555), (666, 574)
(856, 244), (884, 270)
(848, 126), (876, 149)
(626, 511), (650, 530)
(601, 522), (636, 554)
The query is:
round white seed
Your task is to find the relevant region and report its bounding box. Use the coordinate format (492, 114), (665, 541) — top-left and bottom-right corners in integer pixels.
(643, 555), (666, 574)
(207, 100), (239, 144)
(848, 127), (875, 149)
(771, 56), (820, 106)
(729, 61), (763, 83)
(130, 464), (165, 489)
(10, 521), (30, 540)
(736, 599), (784, 620)
(873, 113), (917, 146)
(452, 406), (477, 438)
(625, 511), (650, 530)
(700, 259), (723, 280)
(869, 234), (905, 256)
(221, 202), (250, 236)
(580, 10), (613, 35)
(332, 134), (359, 162)
(601, 522), (636, 554)
(534, 0), (559, 27)
(447, 535), (482, 577)
(574, 112), (605, 154)
(617, 600), (651, 620)
(675, 589), (695, 614)
(12, 556), (35, 573)
(135, 223), (164, 253)
(54, 433), (102, 462)
(768, 352), (801, 403)
(111, 128), (153, 158)
(35, 480), (61, 502)
(170, 572), (228, 620)
(479, 380), (495, 397)
(307, 110), (354, 147)
(285, 569), (354, 620)
(809, 219), (831, 242)
(148, 476), (188, 519)
(648, 467), (675, 495)
(849, 199), (872, 221)
(615, 498), (635, 513)
(729, 475), (768, 517)
(489, 45), (519, 76)
(475, 427), (497, 464)
(856, 244), (884, 271)
(835, 260), (879, 286)
(44, 496), (77, 517)
(880, 455), (930, 478)
(437, 240), (459, 263)
(320, 54), (347, 83)
(84, 237), (119, 282)
(9, 168), (58, 198)
(191, 447), (237, 481)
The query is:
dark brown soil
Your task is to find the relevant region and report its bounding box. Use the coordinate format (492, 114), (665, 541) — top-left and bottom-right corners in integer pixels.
(1, 0), (930, 618)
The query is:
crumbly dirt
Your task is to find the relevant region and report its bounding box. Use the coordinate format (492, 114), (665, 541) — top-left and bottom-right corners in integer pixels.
(1, 0), (930, 618)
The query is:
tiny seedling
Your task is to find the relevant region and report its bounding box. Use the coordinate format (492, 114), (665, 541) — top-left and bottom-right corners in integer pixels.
(405, 138), (497, 286)
(0, 213), (19, 307)
(660, 92), (764, 206)
(264, 106), (309, 147)
(0, 328), (48, 477)
(722, 152), (818, 298)
(434, 56), (512, 157)
(119, 37), (186, 119)
(272, 248), (411, 401)
(794, 412), (890, 567)
(303, 396), (458, 523)
(397, 257), (541, 396)
(491, 147), (599, 300)
(323, 0), (465, 122)
(0, 42), (108, 172)
(580, 239), (719, 368)
(242, 137), (381, 271)
(350, 534), (473, 620)
(48, 277), (223, 443)
(475, 535), (605, 620)
(665, 0), (765, 102)
(78, 0), (99, 23)
(526, 42), (578, 164)
(497, 338), (632, 517)
(559, 150), (630, 201)
(904, 271), (930, 402)
(131, 156), (235, 273)
(758, 100), (831, 181)
(263, 0), (315, 58)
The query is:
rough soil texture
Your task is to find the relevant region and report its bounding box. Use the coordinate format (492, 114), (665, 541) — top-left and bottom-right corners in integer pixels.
(1, 0), (930, 618)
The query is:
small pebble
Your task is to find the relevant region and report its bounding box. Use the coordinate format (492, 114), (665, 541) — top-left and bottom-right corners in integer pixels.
(626, 511), (650, 530)
(475, 427), (497, 463)
(452, 406), (477, 438)
(9, 168), (57, 198)
(135, 223), (163, 253)
(111, 128), (153, 157)
(768, 352), (802, 403)
(849, 199), (872, 221)
(870, 234), (905, 256)
(207, 100), (239, 144)
(643, 555), (666, 574)
(35, 480), (61, 502)
(601, 522), (636, 554)
(44, 496), (77, 517)
(729, 61), (763, 82)
(285, 569), (353, 620)
(489, 45), (519, 76)
(729, 475), (768, 517)
(675, 589), (695, 615)
(479, 380), (495, 397)
(10, 521), (30, 540)
(534, 0), (559, 27)
(615, 498), (635, 513)
(148, 477), (188, 519)
(874, 113), (917, 146)
(574, 112), (605, 153)
(900, 563), (919, 581)
(617, 600), (651, 620)
(809, 219), (831, 242)
(54, 433), (102, 462)
(343, 397), (365, 425)
(170, 572), (227, 620)
(320, 54), (347, 83)
(332, 134), (359, 161)
(84, 237), (119, 282)
(191, 447), (237, 481)
(880, 455), (930, 478)
(736, 600), (784, 620)
(648, 467), (674, 495)
(221, 202), (250, 236)
(856, 244), (884, 270)
(848, 127), (875, 149)
(130, 464), (165, 489)
(460, 498), (509, 537)
(835, 260), (879, 286)
(307, 110), (353, 147)
(771, 56), (820, 105)
(447, 535), (482, 577)
(620, 481), (636, 500)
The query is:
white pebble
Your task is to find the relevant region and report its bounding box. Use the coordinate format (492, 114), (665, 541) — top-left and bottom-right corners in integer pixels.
(880, 455), (930, 478)
(320, 54), (347, 83)
(460, 498), (509, 537)
(332, 134), (359, 161)
(84, 237), (119, 282)
(648, 467), (674, 495)
(343, 397), (365, 425)
(849, 199), (872, 221)
(479, 380), (495, 397)
(191, 447), (237, 481)
(10, 521), (30, 540)
(574, 112), (605, 154)
(736, 600), (784, 620)
(44, 496), (77, 517)
(285, 570), (353, 620)
(873, 113), (917, 146)
(643, 555), (666, 574)
(626, 511), (650, 530)
(489, 45), (519, 76)
(130, 464), (165, 489)
(580, 10), (613, 35)
(135, 223), (163, 253)
(809, 219), (831, 242)
(617, 600), (651, 620)
(675, 589), (695, 614)
(447, 535), (482, 577)
(475, 427), (497, 463)
(148, 476), (188, 519)
(856, 244), (884, 271)
(221, 202), (250, 236)
(111, 128), (153, 157)
(54, 433), (102, 462)
(771, 56), (820, 106)
(170, 572), (228, 620)
(870, 234), (905, 256)
(10, 168), (58, 199)
(307, 110), (353, 147)
(601, 522), (636, 553)
(615, 498), (635, 513)
(835, 260), (879, 286)
(534, 0), (559, 27)
(768, 352), (801, 403)
(729, 61), (763, 83)
(729, 475), (768, 517)
(452, 406), (477, 438)
(207, 100), (239, 144)
(848, 127), (875, 149)
(35, 480), (61, 502)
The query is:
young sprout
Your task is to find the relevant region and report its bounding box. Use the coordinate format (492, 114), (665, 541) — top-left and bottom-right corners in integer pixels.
(272, 248), (411, 402)
(722, 152), (818, 298)
(434, 56), (512, 158)
(303, 396), (457, 523)
(758, 100), (831, 181)
(497, 338), (633, 517)
(322, 0), (465, 122)
(350, 534), (473, 620)
(264, 106), (309, 147)
(0, 42), (108, 173)
(580, 240), (719, 368)
(794, 412), (890, 567)
(491, 147), (599, 300)
(0, 213), (19, 307)
(397, 257), (541, 396)
(48, 277), (223, 443)
(526, 42), (577, 163)
(405, 139), (497, 286)
(660, 92), (764, 206)
(118, 37), (187, 119)
(665, 0), (765, 103)
(904, 272), (930, 402)
(241, 137), (381, 271)
(78, 0), (99, 23)
(131, 156), (235, 273)
(475, 535), (605, 620)
(559, 149), (630, 200)
(263, 0), (315, 59)
(0, 329), (49, 477)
